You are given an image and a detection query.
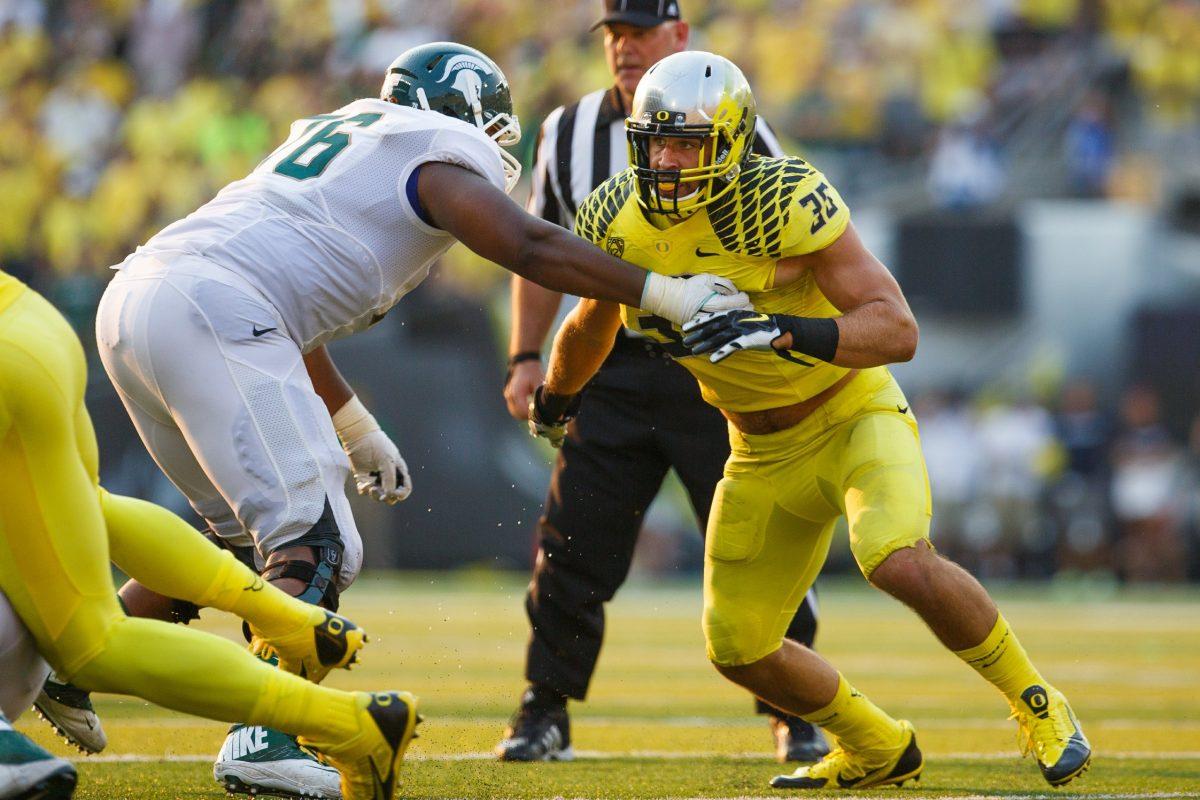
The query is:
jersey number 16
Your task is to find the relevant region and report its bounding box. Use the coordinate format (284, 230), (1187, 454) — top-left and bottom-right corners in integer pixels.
(272, 112), (382, 181)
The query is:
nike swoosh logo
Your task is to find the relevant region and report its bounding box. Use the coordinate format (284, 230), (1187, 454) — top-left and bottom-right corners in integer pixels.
(897, 405), (909, 415)
(252, 326), (277, 337)
(837, 773), (865, 788)
(695, 247), (719, 257)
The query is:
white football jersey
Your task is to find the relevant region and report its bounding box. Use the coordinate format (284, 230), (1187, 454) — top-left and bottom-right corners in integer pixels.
(127, 98), (506, 351)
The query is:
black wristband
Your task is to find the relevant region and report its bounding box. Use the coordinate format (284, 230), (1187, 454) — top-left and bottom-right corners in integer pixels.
(775, 316), (839, 362)
(533, 385), (582, 422)
(504, 351), (542, 388)
(507, 351), (541, 367)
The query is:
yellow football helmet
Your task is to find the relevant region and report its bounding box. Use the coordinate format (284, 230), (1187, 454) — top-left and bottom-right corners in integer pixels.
(626, 51), (757, 215)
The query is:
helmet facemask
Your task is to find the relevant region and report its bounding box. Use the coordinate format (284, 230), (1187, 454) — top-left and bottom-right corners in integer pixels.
(627, 110), (750, 216)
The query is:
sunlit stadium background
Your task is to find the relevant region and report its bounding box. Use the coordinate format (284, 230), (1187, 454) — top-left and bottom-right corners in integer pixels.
(5, 1), (1200, 795)
(5, 0), (1198, 580)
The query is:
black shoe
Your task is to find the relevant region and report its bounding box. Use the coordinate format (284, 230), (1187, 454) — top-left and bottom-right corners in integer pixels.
(770, 714), (831, 763)
(495, 690), (573, 762)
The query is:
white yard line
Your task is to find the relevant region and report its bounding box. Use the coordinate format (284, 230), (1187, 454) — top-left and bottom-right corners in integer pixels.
(83, 750), (1200, 763)
(64, 716), (1200, 729)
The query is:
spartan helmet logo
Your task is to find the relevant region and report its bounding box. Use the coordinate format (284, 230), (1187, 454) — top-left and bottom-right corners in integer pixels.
(439, 55), (496, 128)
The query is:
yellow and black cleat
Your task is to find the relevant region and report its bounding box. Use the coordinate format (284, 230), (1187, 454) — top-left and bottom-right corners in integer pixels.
(1011, 685), (1092, 786)
(770, 720), (923, 790)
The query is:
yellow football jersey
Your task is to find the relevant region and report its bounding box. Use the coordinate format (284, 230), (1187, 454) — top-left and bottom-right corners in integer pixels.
(575, 155), (852, 413)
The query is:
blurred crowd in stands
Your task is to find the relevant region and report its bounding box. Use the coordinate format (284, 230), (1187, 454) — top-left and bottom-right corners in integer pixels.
(2, 0), (1198, 286)
(2, 0), (1199, 581)
(915, 380), (1200, 583)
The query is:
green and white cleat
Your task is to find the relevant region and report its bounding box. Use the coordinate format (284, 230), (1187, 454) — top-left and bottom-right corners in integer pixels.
(0, 713), (77, 799)
(33, 673), (107, 755)
(215, 724), (341, 799)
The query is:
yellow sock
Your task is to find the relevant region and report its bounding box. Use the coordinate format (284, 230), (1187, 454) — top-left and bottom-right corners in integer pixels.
(252, 669), (361, 742)
(800, 674), (904, 752)
(955, 613), (1048, 706)
(70, 614), (359, 741)
(100, 489), (314, 639)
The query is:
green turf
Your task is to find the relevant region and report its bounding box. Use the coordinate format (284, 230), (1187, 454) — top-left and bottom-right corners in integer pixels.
(17, 573), (1200, 798)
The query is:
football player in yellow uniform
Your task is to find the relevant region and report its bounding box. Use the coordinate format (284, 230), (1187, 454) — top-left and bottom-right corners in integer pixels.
(533, 51), (1091, 790)
(0, 269), (419, 800)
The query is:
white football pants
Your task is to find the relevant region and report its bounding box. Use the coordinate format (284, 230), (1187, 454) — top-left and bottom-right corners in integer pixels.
(95, 254), (361, 588)
(0, 590), (48, 721)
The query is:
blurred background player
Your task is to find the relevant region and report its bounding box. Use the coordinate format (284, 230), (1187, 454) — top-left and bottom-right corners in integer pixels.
(534, 51), (1091, 790)
(90, 39), (749, 798)
(0, 267), (419, 800)
(498, 0), (826, 764)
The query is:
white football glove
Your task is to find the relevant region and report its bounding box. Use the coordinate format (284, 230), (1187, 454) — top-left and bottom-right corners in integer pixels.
(639, 272), (751, 325)
(332, 396), (412, 505)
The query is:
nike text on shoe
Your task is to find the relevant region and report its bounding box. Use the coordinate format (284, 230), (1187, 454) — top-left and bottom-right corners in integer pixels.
(215, 724), (341, 799)
(252, 609), (366, 685)
(770, 719), (923, 790)
(1010, 685), (1092, 786)
(769, 714), (831, 763)
(495, 696), (573, 762)
(301, 691), (421, 800)
(0, 719), (77, 800)
(34, 672), (107, 754)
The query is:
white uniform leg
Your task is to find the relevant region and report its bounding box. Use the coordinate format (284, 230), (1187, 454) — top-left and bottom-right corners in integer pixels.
(0, 590), (48, 722)
(96, 256), (362, 588)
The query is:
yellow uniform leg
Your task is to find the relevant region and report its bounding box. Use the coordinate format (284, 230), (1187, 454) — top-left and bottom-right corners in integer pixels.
(0, 276), (355, 741)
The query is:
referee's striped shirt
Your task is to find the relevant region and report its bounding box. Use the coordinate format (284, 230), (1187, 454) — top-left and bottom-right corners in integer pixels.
(527, 85), (786, 228)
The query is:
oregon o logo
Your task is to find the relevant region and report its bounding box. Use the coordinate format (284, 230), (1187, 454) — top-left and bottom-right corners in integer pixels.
(655, 110), (671, 121)
(374, 692), (394, 706)
(326, 618), (344, 634)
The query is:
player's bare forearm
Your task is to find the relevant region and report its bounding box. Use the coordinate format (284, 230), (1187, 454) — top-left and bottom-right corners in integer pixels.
(544, 299), (622, 397)
(782, 222), (918, 366)
(824, 299), (916, 367)
(419, 163), (647, 305)
(510, 276), (562, 354)
(303, 345), (355, 414)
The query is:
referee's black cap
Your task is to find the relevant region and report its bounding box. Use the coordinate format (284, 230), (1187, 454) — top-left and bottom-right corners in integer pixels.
(590, 0), (683, 31)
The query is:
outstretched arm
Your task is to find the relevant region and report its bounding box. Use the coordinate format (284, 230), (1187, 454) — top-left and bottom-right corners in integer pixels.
(417, 162), (749, 325)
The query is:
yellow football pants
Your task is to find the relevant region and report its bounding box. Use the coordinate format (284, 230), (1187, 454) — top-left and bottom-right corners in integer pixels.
(704, 367), (932, 666)
(0, 275), (356, 738)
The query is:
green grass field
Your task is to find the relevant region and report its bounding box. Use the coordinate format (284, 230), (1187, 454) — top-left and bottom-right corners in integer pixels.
(17, 572), (1200, 799)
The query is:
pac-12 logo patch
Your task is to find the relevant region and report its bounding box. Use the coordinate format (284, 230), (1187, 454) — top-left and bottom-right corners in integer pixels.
(606, 236), (625, 258)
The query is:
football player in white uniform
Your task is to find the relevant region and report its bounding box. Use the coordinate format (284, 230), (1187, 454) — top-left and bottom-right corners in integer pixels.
(91, 41), (748, 798)
(0, 591), (76, 800)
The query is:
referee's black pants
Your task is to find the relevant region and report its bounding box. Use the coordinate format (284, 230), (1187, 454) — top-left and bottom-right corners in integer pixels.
(524, 335), (819, 710)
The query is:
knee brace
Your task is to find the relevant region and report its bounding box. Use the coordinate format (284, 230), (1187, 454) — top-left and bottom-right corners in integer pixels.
(261, 544), (342, 611)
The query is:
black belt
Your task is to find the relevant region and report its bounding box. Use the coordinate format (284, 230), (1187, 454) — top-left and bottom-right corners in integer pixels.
(610, 329), (676, 359)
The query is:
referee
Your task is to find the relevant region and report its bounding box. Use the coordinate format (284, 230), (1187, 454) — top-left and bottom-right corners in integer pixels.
(497, 0), (828, 764)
